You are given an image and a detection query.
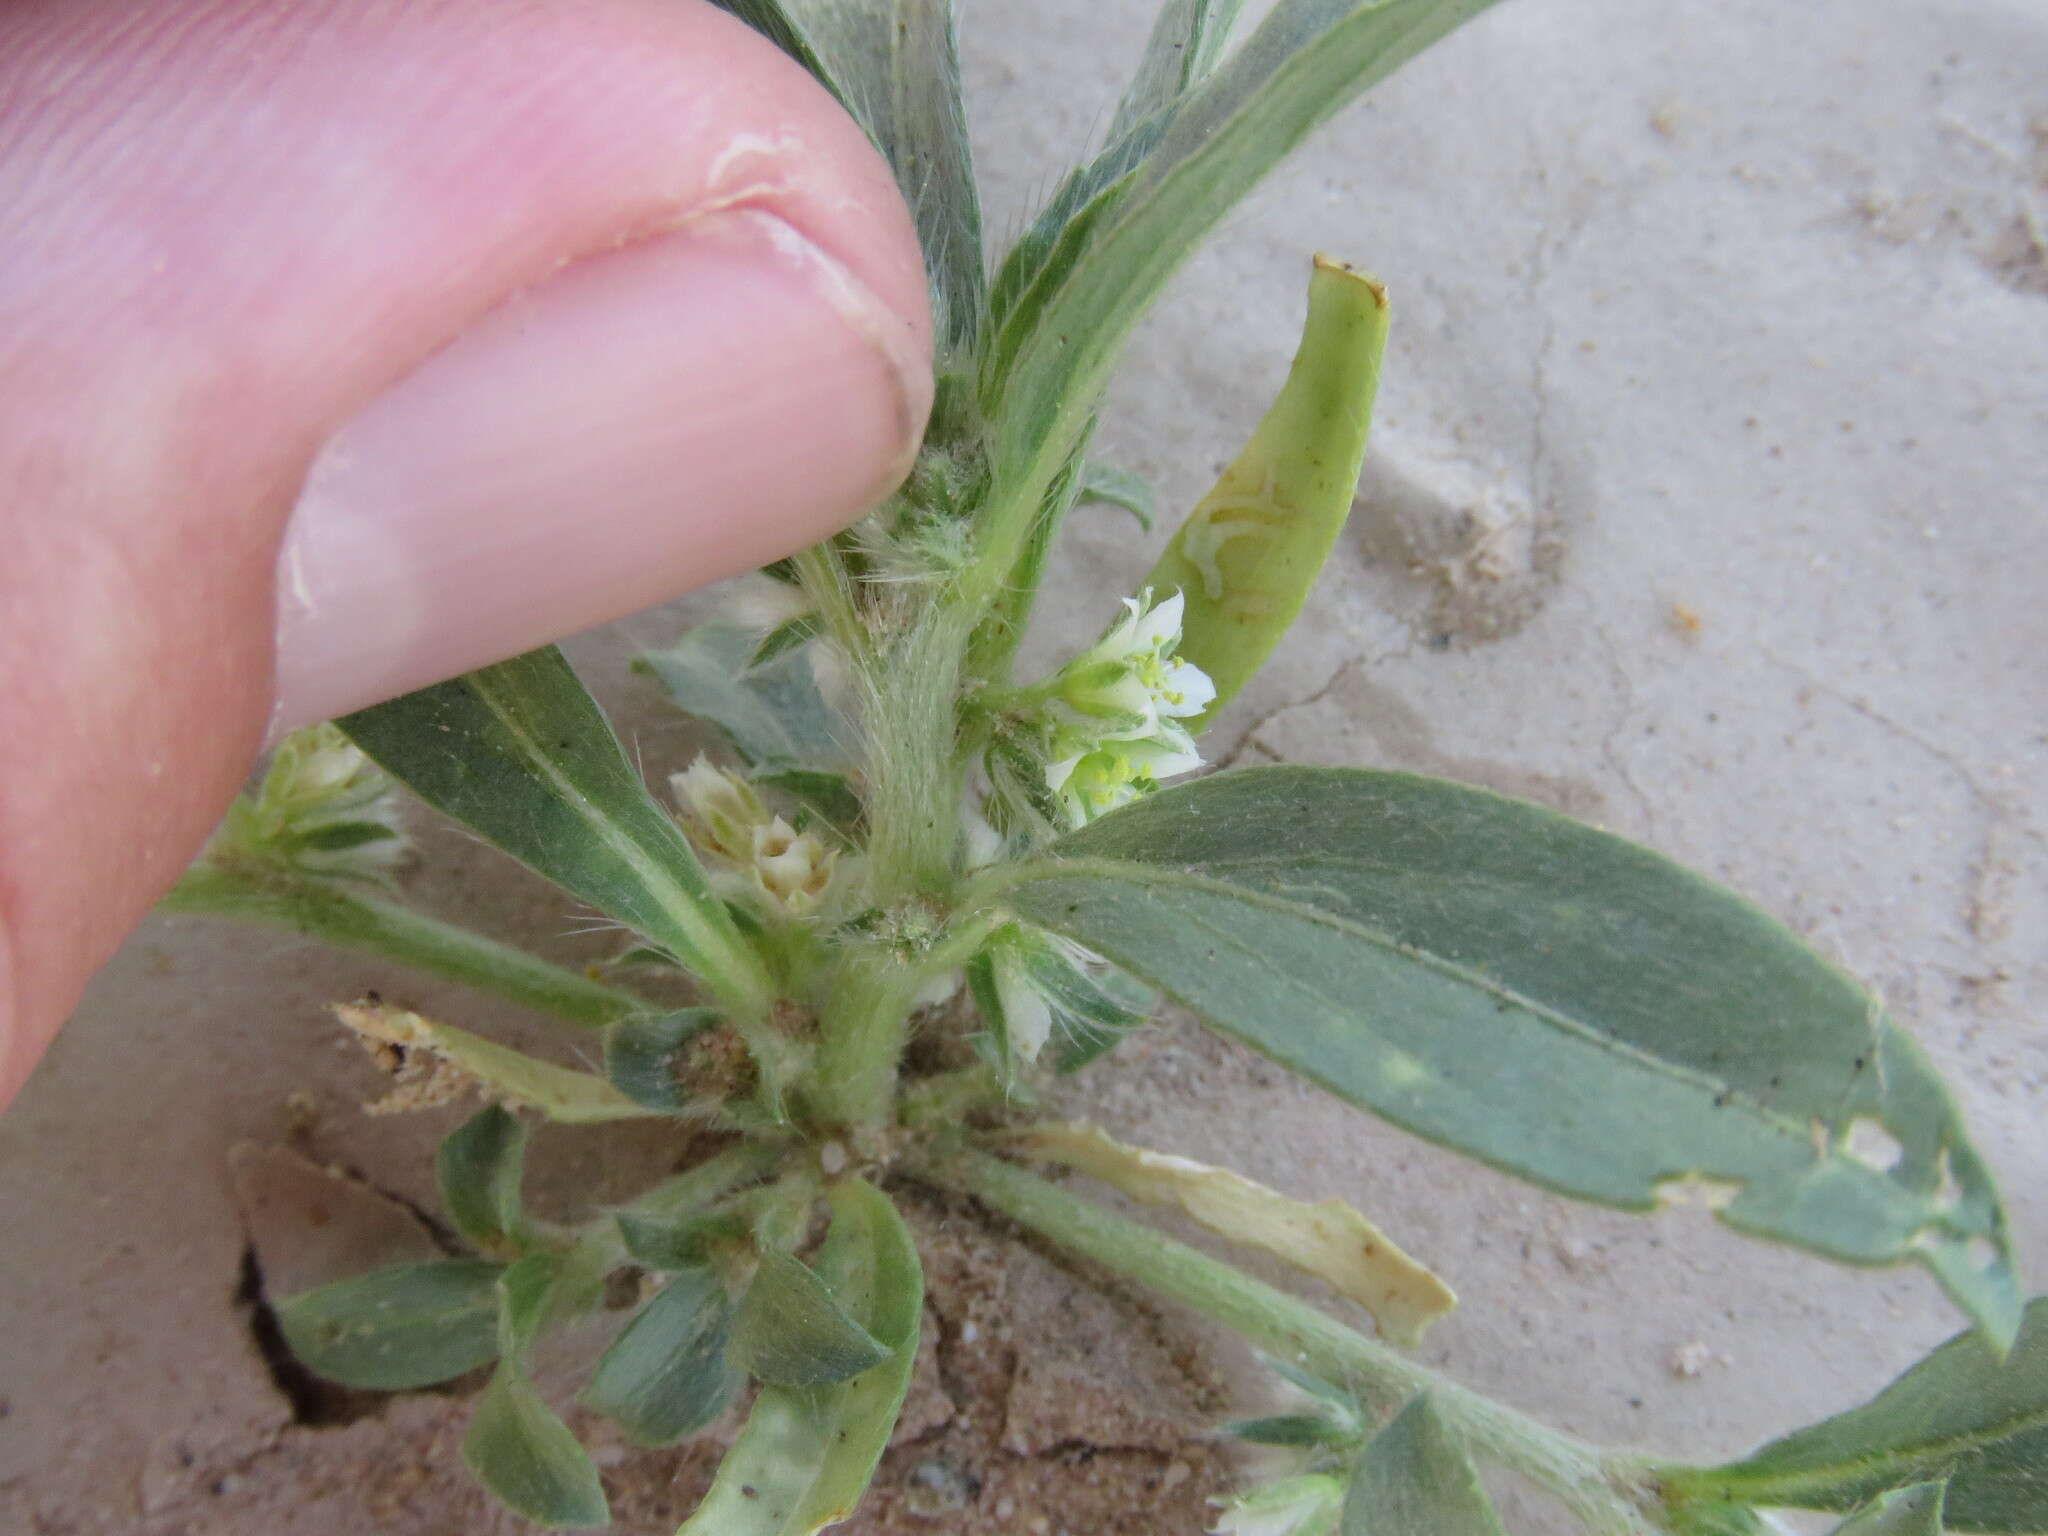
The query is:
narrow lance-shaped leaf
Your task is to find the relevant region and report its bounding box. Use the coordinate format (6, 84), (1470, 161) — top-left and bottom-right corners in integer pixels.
(1109, 0), (1249, 141)
(1664, 1298), (2048, 1532)
(994, 766), (2019, 1346)
(464, 1254), (609, 1529)
(1342, 1394), (1505, 1536)
(1145, 255), (1388, 725)
(678, 1181), (922, 1535)
(986, 0), (1502, 507)
(636, 622), (846, 772)
(161, 862), (644, 1029)
(711, 0), (982, 349)
(437, 1104), (529, 1251)
(277, 1259), (503, 1391)
(581, 1266), (740, 1446)
(1005, 1120), (1453, 1345)
(1224, 1414), (1357, 1449)
(1042, 951), (1155, 1073)
(749, 613), (822, 669)
(340, 647), (771, 1017)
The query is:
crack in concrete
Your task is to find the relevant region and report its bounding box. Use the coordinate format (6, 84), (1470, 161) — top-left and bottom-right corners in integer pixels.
(1758, 648), (2043, 950)
(1213, 654), (1368, 770)
(1589, 618), (1661, 840)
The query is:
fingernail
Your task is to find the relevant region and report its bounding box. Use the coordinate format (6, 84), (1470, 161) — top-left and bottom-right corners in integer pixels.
(271, 210), (929, 736)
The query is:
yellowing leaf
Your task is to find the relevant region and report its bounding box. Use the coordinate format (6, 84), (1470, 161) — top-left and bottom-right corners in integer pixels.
(336, 999), (650, 1124)
(1008, 1121), (1453, 1346)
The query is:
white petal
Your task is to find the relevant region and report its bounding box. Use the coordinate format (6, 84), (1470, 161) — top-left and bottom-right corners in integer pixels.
(1157, 659), (1216, 716)
(1127, 736), (1205, 781)
(994, 955), (1054, 1060)
(1045, 754), (1085, 793)
(1135, 588), (1185, 650)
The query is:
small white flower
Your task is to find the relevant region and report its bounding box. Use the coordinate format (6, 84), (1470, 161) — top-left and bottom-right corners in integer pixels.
(1036, 589), (1214, 826)
(1053, 588), (1217, 737)
(244, 723), (408, 881)
(670, 757), (769, 863)
(1210, 1475), (1345, 1536)
(748, 816), (839, 916)
(671, 755), (840, 918)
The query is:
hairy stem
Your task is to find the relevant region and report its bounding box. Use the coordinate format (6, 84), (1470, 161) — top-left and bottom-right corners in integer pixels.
(810, 945), (925, 1129)
(860, 604), (973, 904)
(164, 862), (644, 1029)
(919, 1146), (1665, 1536)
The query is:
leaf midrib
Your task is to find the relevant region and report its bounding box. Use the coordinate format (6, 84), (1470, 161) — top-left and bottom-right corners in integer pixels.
(1002, 854), (1859, 1173)
(468, 671), (761, 1011)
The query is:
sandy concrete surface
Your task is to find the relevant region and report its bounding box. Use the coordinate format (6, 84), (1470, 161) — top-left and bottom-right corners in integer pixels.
(3, 1), (2043, 1531)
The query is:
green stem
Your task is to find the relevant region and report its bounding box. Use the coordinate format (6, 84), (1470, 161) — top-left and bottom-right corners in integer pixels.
(622, 1141), (784, 1222)
(859, 605), (973, 904)
(808, 907), (1003, 1131)
(920, 1146), (1665, 1536)
(810, 946), (923, 1130)
(164, 861), (644, 1029)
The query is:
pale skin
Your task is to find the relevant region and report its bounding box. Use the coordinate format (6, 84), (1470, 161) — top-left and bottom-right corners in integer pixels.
(0, 0), (936, 1107)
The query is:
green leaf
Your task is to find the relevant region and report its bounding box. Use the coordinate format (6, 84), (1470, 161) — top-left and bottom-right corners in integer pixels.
(163, 863), (643, 1029)
(716, 1), (981, 350)
(436, 1104), (529, 1251)
(497, 1250), (570, 1353)
(749, 613), (822, 669)
(1029, 945), (1155, 1073)
(464, 1367), (609, 1528)
(967, 925), (1153, 1077)
(1078, 460), (1158, 531)
(581, 1267), (740, 1445)
(463, 1254), (611, 1527)
(753, 768), (865, 842)
(1108, 0), (1248, 141)
(340, 647), (770, 1016)
(636, 622), (846, 772)
(277, 1260), (502, 1390)
(996, 765), (2018, 1345)
(732, 1251), (890, 1387)
(286, 820), (401, 854)
(1832, 1484), (1949, 1536)
(1144, 255), (1388, 726)
(1342, 1394), (1504, 1536)
(1669, 1299), (2048, 1531)
(604, 1009), (720, 1113)
(608, 944), (684, 972)
(616, 1210), (749, 1273)
(1225, 1413), (1355, 1448)
(678, 1181), (923, 1534)
(985, 0), (1502, 504)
